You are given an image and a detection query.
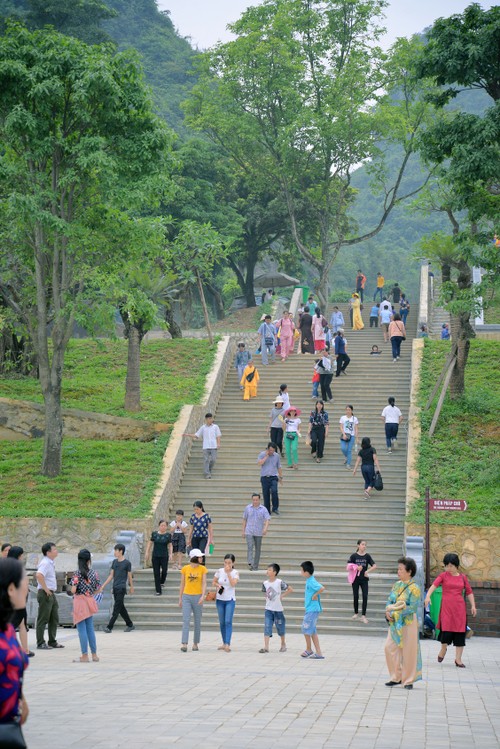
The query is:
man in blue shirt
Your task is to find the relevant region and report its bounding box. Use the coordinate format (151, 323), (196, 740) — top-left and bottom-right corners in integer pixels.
(257, 443), (283, 515)
(258, 315), (277, 366)
(242, 493), (271, 571)
(334, 329), (350, 377)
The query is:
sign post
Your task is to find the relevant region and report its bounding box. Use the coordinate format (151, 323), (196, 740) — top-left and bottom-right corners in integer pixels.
(425, 489), (468, 589)
(425, 487), (430, 589)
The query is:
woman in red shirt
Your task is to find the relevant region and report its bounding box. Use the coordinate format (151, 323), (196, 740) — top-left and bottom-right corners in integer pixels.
(0, 558), (29, 733)
(424, 553), (476, 668)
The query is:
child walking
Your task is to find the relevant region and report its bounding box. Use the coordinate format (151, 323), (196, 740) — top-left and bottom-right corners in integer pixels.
(170, 510), (188, 570)
(300, 561), (325, 659)
(259, 563), (293, 653)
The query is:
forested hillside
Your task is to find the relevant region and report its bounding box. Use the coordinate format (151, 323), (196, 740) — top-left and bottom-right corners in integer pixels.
(0, 1), (491, 302)
(0, 0), (196, 130)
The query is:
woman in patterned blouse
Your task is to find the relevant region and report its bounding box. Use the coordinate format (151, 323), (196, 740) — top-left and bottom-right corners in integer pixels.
(188, 502), (213, 563)
(70, 549), (100, 663)
(0, 558), (29, 728)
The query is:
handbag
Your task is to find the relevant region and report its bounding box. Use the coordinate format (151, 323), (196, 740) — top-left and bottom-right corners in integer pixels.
(374, 471), (383, 491)
(286, 432), (296, 440)
(205, 591), (216, 602)
(0, 722), (27, 749)
(246, 370), (255, 382)
(73, 594), (99, 625)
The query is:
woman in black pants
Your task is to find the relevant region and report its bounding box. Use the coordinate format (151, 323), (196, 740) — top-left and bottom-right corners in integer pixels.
(348, 540), (377, 624)
(268, 396), (285, 456)
(145, 520), (173, 596)
(308, 400), (329, 463)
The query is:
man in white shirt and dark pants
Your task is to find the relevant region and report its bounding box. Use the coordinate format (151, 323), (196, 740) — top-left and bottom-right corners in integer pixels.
(185, 412), (222, 479)
(36, 542), (64, 649)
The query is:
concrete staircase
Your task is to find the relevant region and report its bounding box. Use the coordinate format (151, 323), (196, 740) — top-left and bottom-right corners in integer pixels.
(429, 277), (450, 338)
(125, 302), (416, 637)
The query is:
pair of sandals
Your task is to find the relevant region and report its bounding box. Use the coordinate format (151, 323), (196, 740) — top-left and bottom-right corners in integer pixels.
(181, 644), (198, 652)
(301, 650), (324, 659)
(73, 654), (99, 662)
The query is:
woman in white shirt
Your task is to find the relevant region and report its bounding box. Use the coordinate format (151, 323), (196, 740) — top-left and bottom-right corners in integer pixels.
(339, 405), (359, 469)
(213, 554), (239, 652)
(381, 397), (403, 454)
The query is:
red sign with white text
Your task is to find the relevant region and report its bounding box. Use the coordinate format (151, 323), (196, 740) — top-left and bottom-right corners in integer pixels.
(429, 499), (467, 511)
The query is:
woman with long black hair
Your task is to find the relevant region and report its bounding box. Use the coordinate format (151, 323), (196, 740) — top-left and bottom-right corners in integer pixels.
(70, 549), (100, 663)
(308, 400), (329, 463)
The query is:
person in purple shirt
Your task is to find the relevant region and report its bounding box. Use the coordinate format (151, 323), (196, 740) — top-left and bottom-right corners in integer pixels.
(257, 443), (283, 516)
(242, 493), (271, 571)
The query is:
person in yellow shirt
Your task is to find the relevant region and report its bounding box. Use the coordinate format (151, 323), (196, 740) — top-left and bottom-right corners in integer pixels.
(179, 549), (208, 651)
(374, 272), (385, 302)
(241, 362), (260, 400)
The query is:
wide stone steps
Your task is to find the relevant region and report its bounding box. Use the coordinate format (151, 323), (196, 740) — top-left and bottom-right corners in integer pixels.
(132, 302), (416, 631)
(123, 569), (392, 637)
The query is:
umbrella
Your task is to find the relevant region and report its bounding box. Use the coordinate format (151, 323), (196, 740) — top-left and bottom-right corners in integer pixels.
(254, 271), (300, 288)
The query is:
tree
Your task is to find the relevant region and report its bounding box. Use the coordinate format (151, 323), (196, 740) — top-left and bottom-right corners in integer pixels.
(413, 3), (500, 396)
(0, 23), (172, 475)
(171, 138), (291, 307)
(169, 221), (227, 345)
(186, 0), (432, 307)
(117, 267), (178, 412)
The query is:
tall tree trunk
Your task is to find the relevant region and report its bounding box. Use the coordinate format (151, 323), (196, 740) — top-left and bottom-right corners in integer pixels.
(244, 251), (258, 307)
(165, 303), (182, 338)
(124, 324), (142, 412)
(196, 271), (213, 345)
(41, 385), (63, 477)
(316, 267), (330, 311)
(206, 282), (225, 320)
(449, 260), (475, 400)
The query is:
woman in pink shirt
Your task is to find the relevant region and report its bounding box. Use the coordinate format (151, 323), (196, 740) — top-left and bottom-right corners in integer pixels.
(277, 311), (296, 361)
(388, 313), (406, 362)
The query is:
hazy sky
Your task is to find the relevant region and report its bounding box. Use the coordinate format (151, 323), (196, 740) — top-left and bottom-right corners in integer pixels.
(157, 1), (495, 50)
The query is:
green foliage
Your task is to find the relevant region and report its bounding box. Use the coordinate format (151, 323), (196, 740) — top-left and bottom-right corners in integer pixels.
(414, 3), (500, 221)
(329, 290), (353, 303)
(0, 338), (216, 422)
(407, 339), (500, 527)
(0, 435), (169, 518)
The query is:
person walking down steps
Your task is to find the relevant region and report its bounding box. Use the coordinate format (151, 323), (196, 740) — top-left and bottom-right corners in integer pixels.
(184, 412), (222, 479)
(241, 361), (260, 400)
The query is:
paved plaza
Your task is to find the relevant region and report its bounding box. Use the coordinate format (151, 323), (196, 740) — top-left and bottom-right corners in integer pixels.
(23, 628), (500, 749)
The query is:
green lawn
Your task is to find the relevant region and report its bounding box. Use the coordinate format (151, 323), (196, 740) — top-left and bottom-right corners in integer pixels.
(407, 339), (500, 527)
(0, 436), (169, 518)
(0, 338), (217, 518)
(0, 338), (216, 422)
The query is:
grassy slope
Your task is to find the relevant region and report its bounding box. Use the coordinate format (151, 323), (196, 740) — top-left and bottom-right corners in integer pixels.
(0, 338), (214, 422)
(408, 339), (500, 527)
(0, 339), (216, 518)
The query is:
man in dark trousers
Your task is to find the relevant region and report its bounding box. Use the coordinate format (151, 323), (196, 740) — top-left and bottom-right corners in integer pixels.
(334, 329), (350, 377)
(391, 282), (401, 304)
(36, 542), (64, 649)
(101, 544), (135, 632)
(355, 270), (367, 303)
(257, 442), (283, 516)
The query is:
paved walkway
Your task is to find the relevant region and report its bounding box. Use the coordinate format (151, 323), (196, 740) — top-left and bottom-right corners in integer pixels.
(23, 629), (499, 749)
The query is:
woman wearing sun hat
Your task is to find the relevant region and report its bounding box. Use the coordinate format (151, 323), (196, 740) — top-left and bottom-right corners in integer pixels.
(283, 406), (302, 469)
(351, 293), (364, 331)
(268, 396), (285, 457)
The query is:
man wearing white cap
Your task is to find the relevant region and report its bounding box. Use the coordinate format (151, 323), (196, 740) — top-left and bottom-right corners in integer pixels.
(268, 396), (285, 456)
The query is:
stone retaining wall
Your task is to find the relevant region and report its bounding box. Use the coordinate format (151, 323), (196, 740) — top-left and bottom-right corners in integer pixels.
(0, 517), (149, 555)
(0, 397), (170, 441)
(406, 523), (500, 581)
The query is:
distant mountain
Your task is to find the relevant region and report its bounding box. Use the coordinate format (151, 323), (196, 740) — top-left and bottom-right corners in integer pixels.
(0, 0), (197, 132)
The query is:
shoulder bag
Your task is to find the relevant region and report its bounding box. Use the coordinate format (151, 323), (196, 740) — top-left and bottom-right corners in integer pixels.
(374, 471), (383, 491)
(0, 722), (26, 749)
